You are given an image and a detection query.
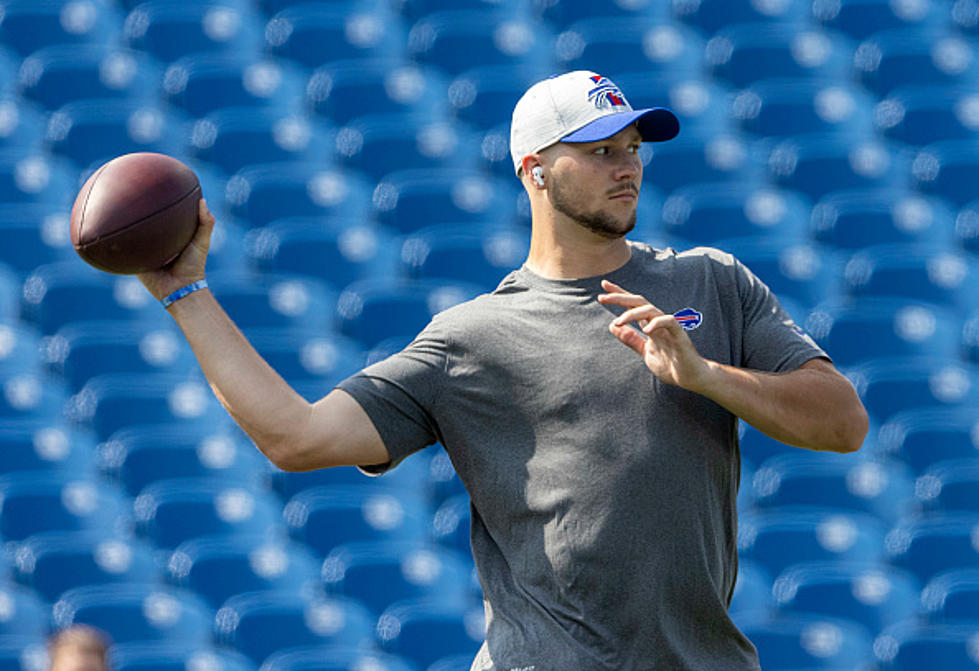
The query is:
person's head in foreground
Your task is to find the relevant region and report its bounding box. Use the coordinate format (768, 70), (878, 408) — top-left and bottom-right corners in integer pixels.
(48, 625), (110, 671)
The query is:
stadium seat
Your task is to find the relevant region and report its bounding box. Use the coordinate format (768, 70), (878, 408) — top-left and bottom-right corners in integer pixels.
(642, 132), (763, 194)
(225, 163), (374, 230)
(848, 356), (979, 425)
(167, 534), (320, 609)
(447, 65), (551, 132)
(876, 85), (979, 147)
(732, 78), (876, 139)
(52, 583), (214, 646)
(406, 10), (549, 77)
(661, 183), (810, 248)
(767, 135), (909, 202)
(874, 620), (979, 670)
(750, 452), (916, 524)
(613, 71), (734, 138)
(284, 484), (431, 559)
(376, 599), (485, 670)
(0, 265), (20, 326)
(207, 270), (337, 333)
(427, 655), (474, 671)
(0, 419), (97, 478)
(259, 645), (419, 671)
(423, 447), (466, 510)
(431, 494), (472, 559)
(772, 561), (922, 633)
(0, 635), (48, 671)
(97, 423), (267, 497)
(855, 29), (979, 97)
(264, 3), (404, 68)
(957, 198), (979, 255)
(14, 530), (161, 603)
(809, 188), (957, 250)
(0, 0), (121, 57)
(0, 582), (52, 637)
(673, 0), (811, 36)
(0, 369), (69, 422)
(804, 298), (962, 368)
(0, 322), (44, 380)
(812, 0), (948, 41)
(533, 0), (668, 30)
(877, 407), (979, 476)
(705, 23), (854, 90)
(915, 460), (979, 515)
(123, 1), (263, 64)
(555, 18), (704, 79)
(0, 204), (75, 274)
(335, 277), (483, 349)
(0, 149), (77, 208)
(18, 45), (159, 112)
(728, 559), (773, 620)
(966, 310), (979, 365)
(921, 567), (979, 624)
(737, 612), (875, 670)
(133, 477), (285, 550)
(0, 471), (130, 542)
(885, 513), (979, 584)
(912, 139), (979, 207)
(162, 53), (305, 118)
(244, 328), (366, 394)
(108, 641), (257, 671)
(215, 591), (375, 665)
(0, 94), (47, 154)
(398, 223), (527, 291)
(738, 509), (888, 580)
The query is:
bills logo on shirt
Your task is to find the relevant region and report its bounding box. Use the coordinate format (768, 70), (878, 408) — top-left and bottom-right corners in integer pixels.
(588, 75), (628, 110)
(674, 307), (703, 331)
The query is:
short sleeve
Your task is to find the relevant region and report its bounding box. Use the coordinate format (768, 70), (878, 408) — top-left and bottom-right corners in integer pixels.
(734, 257), (829, 373)
(335, 321), (448, 473)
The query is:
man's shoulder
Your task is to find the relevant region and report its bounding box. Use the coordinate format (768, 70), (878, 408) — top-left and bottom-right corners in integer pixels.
(629, 241), (738, 273)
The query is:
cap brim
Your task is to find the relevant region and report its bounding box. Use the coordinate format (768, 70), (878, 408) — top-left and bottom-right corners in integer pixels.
(560, 107), (680, 144)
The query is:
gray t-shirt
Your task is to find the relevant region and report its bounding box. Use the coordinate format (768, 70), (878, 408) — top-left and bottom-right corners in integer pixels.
(337, 242), (827, 671)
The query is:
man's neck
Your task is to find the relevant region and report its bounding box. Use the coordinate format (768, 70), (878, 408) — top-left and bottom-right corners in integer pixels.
(524, 226), (633, 280)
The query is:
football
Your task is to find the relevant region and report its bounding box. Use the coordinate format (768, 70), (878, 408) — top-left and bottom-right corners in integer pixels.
(70, 152), (202, 275)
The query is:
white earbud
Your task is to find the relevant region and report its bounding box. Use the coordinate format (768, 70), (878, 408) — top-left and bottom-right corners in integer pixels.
(532, 166), (545, 187)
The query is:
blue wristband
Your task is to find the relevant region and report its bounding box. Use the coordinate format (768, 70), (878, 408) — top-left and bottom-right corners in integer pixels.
(160, 279), (208, 308)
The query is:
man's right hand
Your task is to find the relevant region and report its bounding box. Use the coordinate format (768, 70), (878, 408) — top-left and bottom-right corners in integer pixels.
(139, 198), (215, 303)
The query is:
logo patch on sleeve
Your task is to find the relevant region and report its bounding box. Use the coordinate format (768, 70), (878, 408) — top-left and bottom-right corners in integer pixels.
(674, 307), (703, 331)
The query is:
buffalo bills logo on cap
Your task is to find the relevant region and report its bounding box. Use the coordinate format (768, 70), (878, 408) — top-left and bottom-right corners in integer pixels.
(674, 307), (703, 331)
(588, 75), (628, 110)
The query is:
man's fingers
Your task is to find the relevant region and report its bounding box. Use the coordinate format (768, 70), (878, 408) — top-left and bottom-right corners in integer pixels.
(613, 304), (665, 327)
(642, 314), (680, 335)
(608, 321), (646, 355)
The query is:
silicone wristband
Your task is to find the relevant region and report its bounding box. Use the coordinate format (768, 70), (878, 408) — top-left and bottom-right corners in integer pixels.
(160, 279), (208, 308)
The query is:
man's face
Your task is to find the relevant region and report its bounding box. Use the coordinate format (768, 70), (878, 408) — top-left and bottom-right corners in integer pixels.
(545, 125), (643, 239)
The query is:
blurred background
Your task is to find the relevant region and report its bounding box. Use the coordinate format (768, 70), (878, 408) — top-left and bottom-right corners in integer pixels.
(0, 0), (978, 669)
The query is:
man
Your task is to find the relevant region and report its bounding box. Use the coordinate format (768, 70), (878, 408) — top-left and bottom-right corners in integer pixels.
(140, 71), (868, 670)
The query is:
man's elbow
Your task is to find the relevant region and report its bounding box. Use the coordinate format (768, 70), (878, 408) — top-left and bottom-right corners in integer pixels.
(828, 402), (870, 454)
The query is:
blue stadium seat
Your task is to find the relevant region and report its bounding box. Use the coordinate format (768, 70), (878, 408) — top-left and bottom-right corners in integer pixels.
(215, 591), (375, 665)
(427, 655), (474, 671)
(705, 23), (854, 89)
(812, 0), (948, 41)
(225, 163), (374, 230)
(207, 270), (337, 333)
(447, 65), (550, 132)
(0, 369), (69, 422)
(612, 71), (734, 138)
(307, 60), (447, 127)
(46, 320), (196, 392)
(849, 357), (979, 425)
(167, 534), (320, 609)
(0, 0), (121, 57)
(0, 471), (130, 542)
(134, 477), (285, 550)
(921, 567), (979, 624)
(855, 29), (979, 97)
(264, 4), (404, 68)
(0, 265), (20, 325)
(912, 139), (979, 207)
(335, 278), (483, 349)
(259, 645), (420, 671)
(98, 423), (267, 497)
(729, 559), (773, 620)
(162, 53), (305, 118)
(284, 485), (431, 559)
(531, 0), (667, 29)
(0, 635), (48, 671)
(750, 452), (916, 524)
(642, 132), (763, 194)
(772, 561), (922, 633)
(732, 79), (876, 139)
(432, 494), (472, 560)
(966, 310), (979, 365)
(809, 188), (956, 250)
(876, 85), (979, 147)
(18, 45), (160, 111)
(0, 582), (51, 637)
(767, 135), (909, 201)
(957, 198), (979, 256)
(406, 10), (549, 77)
(123, 1), (263, 64)
(14, 530), (161, 603)
(885, 513), (979, 585)
(0, 204), (75, 274)
(187, 108), (329, 176)
(0, 150), (77, 208)
(0, 322), (44, 380)
(916, 460), (979, 515)
(246, 218), (398, 289)
(661, 183), (810, 247)
(399, 223), (527, 292)
(423, 448), (466, 510)
(555, 18), (704, 79)
(108, 642), (257, 671)
(0, 95), (47, 154)
(376, 599), (484, 670)
(739, 509), (888, 580)
(322, 541), (476, 617)
(841, 246), (978, 310)
(718, 238), (842, 309)
(52, 583), (214, 646)
(674, 0), (811, 36)
(874, 620), (979, 670)
(65, 372), (228, 442)
(244, 328), (366, 393)
(0, 419), (97, 478)
(877, 407), (979, 476)
(371, 168), (526, 234)
(736, 612), (875, 670)
(804, 298), (962, 368)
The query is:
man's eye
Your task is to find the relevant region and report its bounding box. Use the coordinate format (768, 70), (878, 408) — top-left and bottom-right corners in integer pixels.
(628, 145), (640, 153)
(594, 146), (609, 155)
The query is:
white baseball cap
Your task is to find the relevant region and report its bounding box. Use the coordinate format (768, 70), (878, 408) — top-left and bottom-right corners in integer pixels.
(509, 70), (680, 175)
